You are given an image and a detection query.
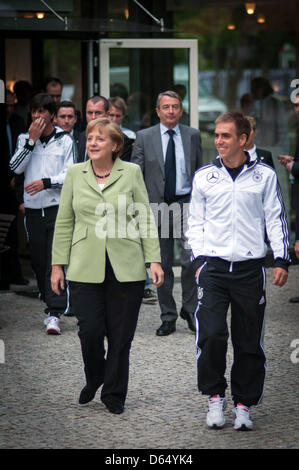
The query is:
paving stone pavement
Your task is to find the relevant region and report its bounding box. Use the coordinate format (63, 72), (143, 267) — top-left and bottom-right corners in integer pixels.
(0, 264), (298, 451)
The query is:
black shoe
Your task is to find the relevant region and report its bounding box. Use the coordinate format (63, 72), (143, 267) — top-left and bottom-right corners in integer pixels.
(142, 288), (157, 304)
(156, 320), (176, 336)
(105, 403), (124, 415)
(79, 386), (97, 405)
(180, 309), (196, 333)
(289, 296), (299, 303)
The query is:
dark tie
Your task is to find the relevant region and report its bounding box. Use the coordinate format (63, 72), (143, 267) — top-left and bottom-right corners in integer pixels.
(164, 129), (176, 203)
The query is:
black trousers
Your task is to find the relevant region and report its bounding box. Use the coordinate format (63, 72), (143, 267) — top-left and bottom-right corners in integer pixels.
(195, 258), (266, 407)
(69, 257), (145, 408)
(25, 206), (69, 316)
(157, 194), (197, 321)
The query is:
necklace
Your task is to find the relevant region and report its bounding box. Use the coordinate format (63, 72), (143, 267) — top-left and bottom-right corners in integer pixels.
(91, 163), (111, 179)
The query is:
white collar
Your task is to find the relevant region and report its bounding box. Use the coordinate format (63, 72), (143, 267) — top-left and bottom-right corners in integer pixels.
(160, 122), (180, 136)
(247, 144), (257, 157)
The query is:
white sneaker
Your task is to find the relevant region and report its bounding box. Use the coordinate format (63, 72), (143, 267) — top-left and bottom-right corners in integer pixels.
(45, 316), (61, 335)
(232, 403), (253, 431)
(206, 395), (227, 429)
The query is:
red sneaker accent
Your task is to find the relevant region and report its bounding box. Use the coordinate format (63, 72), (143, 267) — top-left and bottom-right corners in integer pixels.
(237, 402), (248, 410)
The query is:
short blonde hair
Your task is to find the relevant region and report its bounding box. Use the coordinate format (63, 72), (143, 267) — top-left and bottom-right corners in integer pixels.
(245, 115), (256, 131)
(86, 117), (124, 160)
(108, 96), (127, 115)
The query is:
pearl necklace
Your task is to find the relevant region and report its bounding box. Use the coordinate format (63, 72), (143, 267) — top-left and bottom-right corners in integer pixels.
(91, 163), (111, 179)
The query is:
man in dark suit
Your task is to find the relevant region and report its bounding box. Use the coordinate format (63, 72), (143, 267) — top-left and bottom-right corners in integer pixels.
(54, 100), (80, 153)
(44, 77), (83, 133)
(4, 89), (28, 287)
(6, 89), (26, 219)
(245, 116), (275, 168)
(131, 90), (202, 336)
(77, 95), (133, 163)
(279, 98), (299, 302)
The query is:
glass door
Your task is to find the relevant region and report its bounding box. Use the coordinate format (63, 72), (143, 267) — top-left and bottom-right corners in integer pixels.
(99, 38), (198, 130)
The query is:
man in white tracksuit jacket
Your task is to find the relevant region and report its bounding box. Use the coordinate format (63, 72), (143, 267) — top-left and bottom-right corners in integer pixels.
(10, 93), (75, 335)
(186, 112), (290, 431)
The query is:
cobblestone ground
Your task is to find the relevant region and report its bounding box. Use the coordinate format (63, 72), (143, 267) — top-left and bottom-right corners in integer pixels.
(0, 265), (298, 450)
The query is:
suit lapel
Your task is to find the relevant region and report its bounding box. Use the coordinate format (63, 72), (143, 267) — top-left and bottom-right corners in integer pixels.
(103, 157), (124, 190)
(152, 124), (165, 176)
(81, 160), (101, 193)
(82, 158), (124, 194)
(180, 125), (191, 179)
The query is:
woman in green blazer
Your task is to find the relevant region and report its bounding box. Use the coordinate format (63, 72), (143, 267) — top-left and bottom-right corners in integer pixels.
(51, 118), (163, 414)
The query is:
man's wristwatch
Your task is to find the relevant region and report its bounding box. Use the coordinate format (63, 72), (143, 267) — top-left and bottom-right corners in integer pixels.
(27, 138), (35, 149)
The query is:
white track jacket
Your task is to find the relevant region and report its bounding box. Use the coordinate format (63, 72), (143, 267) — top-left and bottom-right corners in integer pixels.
(186, 154), (290, 268)
(10, 127), (75, 210)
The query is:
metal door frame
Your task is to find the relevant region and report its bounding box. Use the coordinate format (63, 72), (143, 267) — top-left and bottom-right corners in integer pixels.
(98, 38), (199, 129)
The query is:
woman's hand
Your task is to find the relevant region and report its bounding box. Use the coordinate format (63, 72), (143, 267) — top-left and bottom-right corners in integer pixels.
(51, 265), (65, 295)
(150, 262), (164, 288)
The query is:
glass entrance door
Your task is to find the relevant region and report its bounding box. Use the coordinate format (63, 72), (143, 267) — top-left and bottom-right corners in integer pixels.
(99, 38), (198, 131)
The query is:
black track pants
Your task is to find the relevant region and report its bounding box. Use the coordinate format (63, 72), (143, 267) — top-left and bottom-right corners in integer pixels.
(195, 258), (266, 407)
(25, 206), (69, 316)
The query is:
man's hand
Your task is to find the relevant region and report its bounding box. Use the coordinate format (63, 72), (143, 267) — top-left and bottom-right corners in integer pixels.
(28, 117), (46, 142)
(272, 267), (288, 287)
(19, 203), (25, 215)
(25, 179), (44, 195)
(9, 176), (15, 190)
(51, 265), (65, 295)
(278, 155), (294, 173)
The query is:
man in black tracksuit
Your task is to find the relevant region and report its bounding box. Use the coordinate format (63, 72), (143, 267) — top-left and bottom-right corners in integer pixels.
(186, 112), (290, 431)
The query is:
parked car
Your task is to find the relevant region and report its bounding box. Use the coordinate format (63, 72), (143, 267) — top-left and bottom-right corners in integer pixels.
(173, 65), (227, 131)
(109, 65), (227, 131)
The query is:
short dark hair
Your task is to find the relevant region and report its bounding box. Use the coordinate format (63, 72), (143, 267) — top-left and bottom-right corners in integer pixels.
(13, 80), (33, 100)
(56, 100), (76, 114)
(87, 95), (109, 113)
(30, 93), (56, 116)
(251, 77), (273, 98)
(44, 77), (63, 90)
(215, 112), (251, 140)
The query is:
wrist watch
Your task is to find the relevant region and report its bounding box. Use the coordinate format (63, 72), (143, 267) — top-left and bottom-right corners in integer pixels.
(27, 138), (35, 148)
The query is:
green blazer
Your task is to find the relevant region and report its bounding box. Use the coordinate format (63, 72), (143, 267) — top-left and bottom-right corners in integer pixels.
(52, 158), (161, 283)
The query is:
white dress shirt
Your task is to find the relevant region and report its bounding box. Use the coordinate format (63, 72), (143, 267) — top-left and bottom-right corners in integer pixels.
(160, 123), (191, 196)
